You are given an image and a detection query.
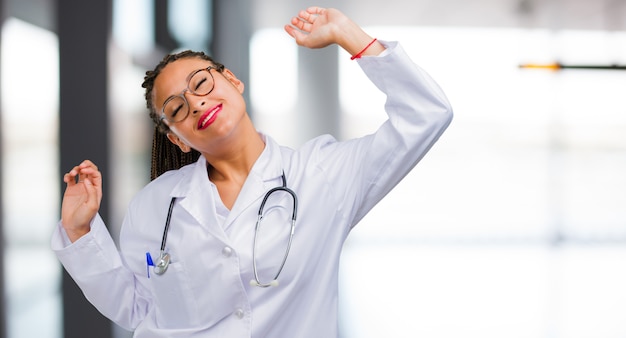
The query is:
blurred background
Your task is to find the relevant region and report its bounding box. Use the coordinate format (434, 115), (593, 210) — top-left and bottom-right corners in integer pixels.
(1, 0), (625, 337)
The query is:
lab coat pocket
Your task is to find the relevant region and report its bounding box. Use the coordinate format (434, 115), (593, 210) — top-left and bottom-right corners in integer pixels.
(149, 260), (200, 328)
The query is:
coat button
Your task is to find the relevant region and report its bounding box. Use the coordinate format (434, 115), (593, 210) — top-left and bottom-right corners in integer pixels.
(233, 308), (244, 319)
(221, 246), (233, 257)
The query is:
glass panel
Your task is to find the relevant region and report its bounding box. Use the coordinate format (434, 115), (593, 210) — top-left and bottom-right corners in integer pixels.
(249, 28), (298, 144)
(1, 17), (61, 338)
(336, 27), (626, 337)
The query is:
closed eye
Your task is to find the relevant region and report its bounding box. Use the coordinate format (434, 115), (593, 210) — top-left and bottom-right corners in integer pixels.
(193, 77), (208, 92)
(170, 103), (184, 118)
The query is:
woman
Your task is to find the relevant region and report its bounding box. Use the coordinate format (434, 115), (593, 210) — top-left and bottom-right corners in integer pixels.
(53, 6), (453, 337)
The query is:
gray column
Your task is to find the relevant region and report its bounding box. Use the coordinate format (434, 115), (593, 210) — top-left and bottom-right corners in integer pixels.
(296, 46), (340, 145)
(0, 0), (6, 336)
(294, 0), (342, 144)
(154, 0), (179, 51)
(211, 0), (252, 112)
(57, 0), (113, 337)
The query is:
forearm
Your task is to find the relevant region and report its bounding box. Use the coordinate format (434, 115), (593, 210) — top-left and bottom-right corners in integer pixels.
(52, 214), (149, 330)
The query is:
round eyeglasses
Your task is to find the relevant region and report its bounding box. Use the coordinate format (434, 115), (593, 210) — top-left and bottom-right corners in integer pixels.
(160, 65), (223, 124)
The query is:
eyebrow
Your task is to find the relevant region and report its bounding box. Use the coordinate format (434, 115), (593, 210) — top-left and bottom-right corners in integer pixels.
(160, 68), (199, 107)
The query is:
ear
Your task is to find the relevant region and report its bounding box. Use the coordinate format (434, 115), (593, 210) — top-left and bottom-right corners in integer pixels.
(166, 132), (192, 153)
(222, 68), (245, 94)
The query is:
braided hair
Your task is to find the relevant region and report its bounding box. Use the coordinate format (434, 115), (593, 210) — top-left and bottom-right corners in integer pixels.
(142, 50), (225, 180)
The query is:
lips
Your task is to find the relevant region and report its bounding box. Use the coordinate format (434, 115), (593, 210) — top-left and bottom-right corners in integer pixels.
(198, 104), (222, 130)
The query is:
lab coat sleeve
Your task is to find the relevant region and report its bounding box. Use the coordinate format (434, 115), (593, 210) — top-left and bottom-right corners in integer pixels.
(314, 41), (453, 225)
(51, 213), (150, 330)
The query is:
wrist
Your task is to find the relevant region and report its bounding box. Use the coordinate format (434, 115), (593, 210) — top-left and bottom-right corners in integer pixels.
(350, 38), (378, 60)
(337, 22), (384, 59)
(63, 223), (91, 243)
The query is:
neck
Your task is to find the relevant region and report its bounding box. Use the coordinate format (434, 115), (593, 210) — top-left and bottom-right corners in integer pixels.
(204, 127), (264, 210)
(204, 129), (265, 183)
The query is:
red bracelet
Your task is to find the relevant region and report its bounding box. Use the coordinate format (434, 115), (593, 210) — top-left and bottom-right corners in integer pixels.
(350, 38), (378, 60)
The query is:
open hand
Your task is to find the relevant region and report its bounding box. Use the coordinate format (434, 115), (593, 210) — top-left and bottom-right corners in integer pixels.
(284, 7), (348, 49)
(61, 160), (102, 242)
(284, 6), (384, 58)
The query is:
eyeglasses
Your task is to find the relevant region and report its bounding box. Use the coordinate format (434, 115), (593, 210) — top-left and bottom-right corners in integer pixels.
(160, 65), (223, 124)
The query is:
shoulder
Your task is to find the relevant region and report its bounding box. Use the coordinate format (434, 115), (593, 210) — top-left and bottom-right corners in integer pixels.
(129, 163), (196, 208)
(148, 164), (194, 190)
(280, 134), (340, 162)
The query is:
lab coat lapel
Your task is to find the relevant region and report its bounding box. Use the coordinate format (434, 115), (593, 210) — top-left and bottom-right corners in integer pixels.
(224, 171), (266, 228)
(223, 134), (284, 231)
(171, 158), (230, 243)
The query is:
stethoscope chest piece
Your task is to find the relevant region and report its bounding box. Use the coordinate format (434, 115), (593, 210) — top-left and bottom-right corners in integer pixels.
(154, 251), (170, 275)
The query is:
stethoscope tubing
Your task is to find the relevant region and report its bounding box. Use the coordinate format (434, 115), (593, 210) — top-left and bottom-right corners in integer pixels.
(161, 197), (176, 252)
(251, 181), (298, 287)
(153, 172), (298, 287)
(153, 197), (176, 275)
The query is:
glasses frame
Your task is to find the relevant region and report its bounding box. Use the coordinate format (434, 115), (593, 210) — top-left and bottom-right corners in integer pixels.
(159, 65), (223, 124)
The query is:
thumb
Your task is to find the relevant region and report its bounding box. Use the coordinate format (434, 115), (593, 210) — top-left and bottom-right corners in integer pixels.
(83, 178), (100, 210)
(284, 25), (305, 45)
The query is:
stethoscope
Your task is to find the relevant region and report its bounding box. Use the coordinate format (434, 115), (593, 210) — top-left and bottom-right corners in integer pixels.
(151, 172), (298, 288)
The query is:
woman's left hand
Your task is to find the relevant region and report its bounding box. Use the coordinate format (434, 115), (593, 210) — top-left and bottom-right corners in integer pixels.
(284, 6), (384, 58)
(284, 7), (347, 49)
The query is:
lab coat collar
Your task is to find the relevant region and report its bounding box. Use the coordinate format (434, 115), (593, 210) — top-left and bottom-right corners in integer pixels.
(223, 133), (285, 230)
(167, 133), (285, 237)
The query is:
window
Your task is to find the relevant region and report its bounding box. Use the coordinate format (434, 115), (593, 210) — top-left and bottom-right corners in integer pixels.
(1, 17), (61, 338)
(251, 27), (626, 338)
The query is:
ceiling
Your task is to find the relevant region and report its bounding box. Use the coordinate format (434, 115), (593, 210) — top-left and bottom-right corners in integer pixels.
(253, 0), (626, 31)
(4, 0), (626, 34)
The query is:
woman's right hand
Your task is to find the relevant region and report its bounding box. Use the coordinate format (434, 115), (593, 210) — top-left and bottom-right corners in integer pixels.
(61, 160), (103, 242)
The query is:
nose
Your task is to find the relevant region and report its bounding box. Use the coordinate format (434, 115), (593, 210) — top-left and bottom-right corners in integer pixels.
(185, 92), (207, 116)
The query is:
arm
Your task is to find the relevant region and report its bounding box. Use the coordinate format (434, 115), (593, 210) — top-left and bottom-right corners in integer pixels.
(285, 7), (453, 225)
(54, 160), (150, 330)
(349, 43), (453, 222)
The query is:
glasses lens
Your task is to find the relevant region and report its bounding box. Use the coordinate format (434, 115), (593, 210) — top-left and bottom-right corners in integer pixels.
(189, 69), (214, 96)
(163, 96), (187, 123)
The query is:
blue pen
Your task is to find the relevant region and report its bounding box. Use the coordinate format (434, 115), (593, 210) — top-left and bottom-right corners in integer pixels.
(146, 252), (155, 278)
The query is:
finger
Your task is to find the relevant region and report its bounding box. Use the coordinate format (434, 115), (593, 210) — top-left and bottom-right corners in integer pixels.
(64, 165), (83, 184)
(64, 172), (76, 185)
(79, 160), (98, 171)
(306, 6), (326, 16)
(298, 9), (314, 23)
(82, 177), (100, 210)
(298, 8), (323, 25)
(284, 24), (307, 45)
(284, 24), (297, 38)
(290, 16), (313, 34)
(64, 160), (96, 182)
(79, 166), (103, 201)
(78, 167), (100, 177)
(80, 166), (101, 179)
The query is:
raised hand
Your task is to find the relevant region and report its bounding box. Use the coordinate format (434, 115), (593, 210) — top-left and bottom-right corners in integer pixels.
(284, 7), (344, 49)
(61, 160), (103, 242)
(284, 6), (385, 59)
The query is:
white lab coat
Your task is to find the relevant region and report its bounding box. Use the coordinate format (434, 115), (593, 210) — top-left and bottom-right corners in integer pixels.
(52, 41), (453, 337)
